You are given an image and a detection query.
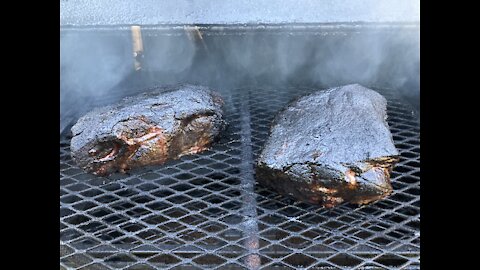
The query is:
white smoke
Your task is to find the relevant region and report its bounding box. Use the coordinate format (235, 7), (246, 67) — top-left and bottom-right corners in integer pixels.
(60, 24), (419, 131)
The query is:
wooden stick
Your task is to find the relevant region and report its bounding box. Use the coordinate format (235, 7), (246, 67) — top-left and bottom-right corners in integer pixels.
(131, 25), (144, 71)
(184, 25), (208, 52)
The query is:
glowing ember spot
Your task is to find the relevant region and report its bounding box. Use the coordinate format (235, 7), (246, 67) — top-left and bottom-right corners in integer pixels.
(345, 169), (357, 187)
(315, 186), (338, 194)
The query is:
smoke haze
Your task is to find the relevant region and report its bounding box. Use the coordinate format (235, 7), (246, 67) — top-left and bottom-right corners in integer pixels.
(60, 24), (419, 131)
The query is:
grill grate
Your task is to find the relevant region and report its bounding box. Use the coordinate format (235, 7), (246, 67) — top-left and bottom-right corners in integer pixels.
(60, 85), (420, 269)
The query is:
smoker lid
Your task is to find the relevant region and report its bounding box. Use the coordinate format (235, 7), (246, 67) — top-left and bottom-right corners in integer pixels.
(60, 0), (419, 26)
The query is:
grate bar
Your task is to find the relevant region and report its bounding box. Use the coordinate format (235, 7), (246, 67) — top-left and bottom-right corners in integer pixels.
(238, 96), (261, 269)
(60, 85), (419, 270)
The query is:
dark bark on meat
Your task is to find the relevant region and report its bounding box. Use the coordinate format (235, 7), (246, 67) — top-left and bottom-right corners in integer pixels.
(70, 84), (226, 176)
(256, 84), (399, 208)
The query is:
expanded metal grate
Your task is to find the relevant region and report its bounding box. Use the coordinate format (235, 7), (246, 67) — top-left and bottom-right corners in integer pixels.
(60, 85), (420, 270)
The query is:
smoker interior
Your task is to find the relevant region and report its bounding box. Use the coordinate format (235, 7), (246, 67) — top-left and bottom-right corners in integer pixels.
(60, 25), (420, 269)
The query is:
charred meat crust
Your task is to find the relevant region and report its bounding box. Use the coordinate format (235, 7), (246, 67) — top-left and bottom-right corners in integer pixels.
(256, 157), (398, 208)
(70, 84), (226, 176)
(256, 84), (399, 208)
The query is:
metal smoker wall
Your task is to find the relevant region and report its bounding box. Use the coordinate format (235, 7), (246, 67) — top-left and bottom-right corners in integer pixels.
(60, 27), (420, 269)
(60, 25), (420, 132)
